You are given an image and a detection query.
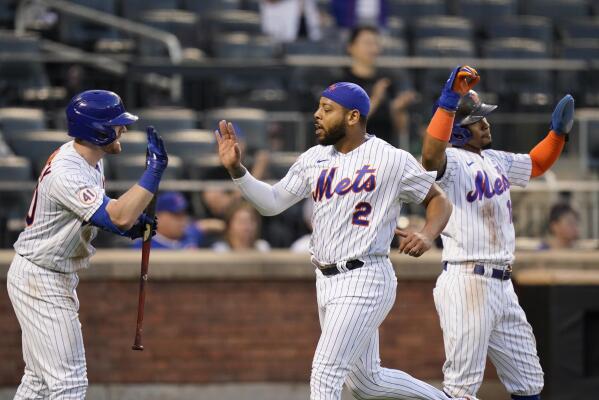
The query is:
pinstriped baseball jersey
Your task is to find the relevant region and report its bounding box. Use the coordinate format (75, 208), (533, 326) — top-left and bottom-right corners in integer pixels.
(279, 135), (436, 264)
(14, 140), (105, 273)
(437, 148), (532, 264)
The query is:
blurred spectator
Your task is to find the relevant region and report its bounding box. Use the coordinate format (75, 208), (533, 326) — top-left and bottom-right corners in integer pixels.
(290, 199), (313, 252)
(340, 26), (416, 147)
(133, 192), (224, 250)
(331, 0), (388, 30)
(260, 0), (322, 43)
(538, 203), (580, 250)
(212, 201), (271, 252)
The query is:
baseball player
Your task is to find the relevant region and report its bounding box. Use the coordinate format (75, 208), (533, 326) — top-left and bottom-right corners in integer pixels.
(422, 66), (575, 399)
(215, 82), (479, 400)
(7, 90), (168, 399)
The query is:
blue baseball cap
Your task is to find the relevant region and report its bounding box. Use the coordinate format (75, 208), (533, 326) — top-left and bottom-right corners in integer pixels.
(321, 82), (370, 116)
(156, 191), (188, 213)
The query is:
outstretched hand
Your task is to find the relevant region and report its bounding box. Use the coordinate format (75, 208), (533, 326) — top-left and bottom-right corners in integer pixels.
(214, 120), (243, 177)
(550, 94), (575, 136)
(396, 229), (433, 258)
(146, 126), (168, 175)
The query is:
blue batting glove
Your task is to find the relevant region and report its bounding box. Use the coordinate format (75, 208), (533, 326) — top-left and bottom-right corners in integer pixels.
(550, 94), (575, 135)
(138, 126), (168, 193)
(438, 66), (463, 112)
(124, 213), (157, 240)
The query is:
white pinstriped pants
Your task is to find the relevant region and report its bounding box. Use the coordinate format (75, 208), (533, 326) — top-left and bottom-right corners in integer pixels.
(433, 263), (544, 398)
(7, 254), (87, 400)
(311, 256), (451, 400)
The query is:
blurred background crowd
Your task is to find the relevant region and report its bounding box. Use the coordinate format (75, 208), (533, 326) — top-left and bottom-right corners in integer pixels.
(0, 0), (598, 252)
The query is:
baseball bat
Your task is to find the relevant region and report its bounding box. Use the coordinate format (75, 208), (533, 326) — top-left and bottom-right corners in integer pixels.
(132, 147), (158, 351)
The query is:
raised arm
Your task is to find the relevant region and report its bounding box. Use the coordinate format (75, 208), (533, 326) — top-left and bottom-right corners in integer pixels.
(215, 120), (303, 216)
(422, 66), (480, 177)
(529, 94), (574, 178)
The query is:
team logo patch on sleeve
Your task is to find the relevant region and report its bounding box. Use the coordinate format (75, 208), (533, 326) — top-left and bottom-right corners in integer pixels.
(78, 188), (98, 205)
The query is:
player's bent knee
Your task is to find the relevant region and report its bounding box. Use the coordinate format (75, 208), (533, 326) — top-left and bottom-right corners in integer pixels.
(48, 376), (88, 399)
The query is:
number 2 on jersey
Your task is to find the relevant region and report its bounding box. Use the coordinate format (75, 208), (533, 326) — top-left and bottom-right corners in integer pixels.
(352, 202), (372, 227)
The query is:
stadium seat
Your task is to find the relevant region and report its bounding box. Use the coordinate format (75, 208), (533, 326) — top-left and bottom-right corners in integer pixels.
(559, 18), (599, 40)
(412, 16), (474, 40)
(163, 130), (215, 161)
(203, 108), (268, 150)
(133, 108), (198, 136)
(415, 37), (476, 97)
(59, 0), (119, 48)
(138, 10), (199, 56)
(212, 33), (278, 59)
(0, 156), (33, 241)
(268, 152), (300, 179)
(387, 0), (447, 18)
(382, 37), (408, 56)
(520, 0), (590, 22)
(486, 16), (553, 46)
(111, 155), (183, 180)
(483, 38), (552, 108)
(386, 17), (406, 39)
(182, 0), (241, 13)
(558, 39), (599, 106)
(121, 0), (179, 20)
(0, 1), (15, 28)
(186, 154), (223, 180)
(284, 39), (343, 56)
(204, 10), (262, 35)
(0, 108), (46, 140)
(0, 31), (41, 53)
(456, 0), (516, 23)
(118, 130), (147, 157)
(7, 130), (68, 175)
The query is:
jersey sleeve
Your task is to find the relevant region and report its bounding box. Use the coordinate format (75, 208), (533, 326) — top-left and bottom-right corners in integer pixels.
(49, 173), (105, 222)
(435, 148), (460, 190)
(277, 155), (311, 198)
(397, 152), (437, 204)
(485, 149), (532, 188)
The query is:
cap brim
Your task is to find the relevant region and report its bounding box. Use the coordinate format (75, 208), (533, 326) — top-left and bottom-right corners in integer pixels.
(460, 103), (497, 126)
(107, 112), (139, 126)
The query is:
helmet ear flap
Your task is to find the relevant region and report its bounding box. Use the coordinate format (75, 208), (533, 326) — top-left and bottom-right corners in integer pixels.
(450, 124), (472, 147)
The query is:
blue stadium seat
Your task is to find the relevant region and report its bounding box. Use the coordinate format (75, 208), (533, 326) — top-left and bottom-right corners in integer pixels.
(388, 0), (446, 17)
(520, 0), (590, 22)
(59, 0), (119, 47)
(138, 10), (199, 56)
(0, 31), (40, 53)
(133, 108), (198, 136)
(204, 10), (262, 35)
(386, 17), (406, 39)
(203, 108), (268, 150)
(559, 18), (599, 40)
(413, 16), (474, 40)
(486, 16), (553, 45)
(212, 33), (277, 59)
(413, 37), (476, 97)
(456, 0), (516, 23)
(284, 40), (343, 56)
(121, 0), (179, 20)
(0, 156), (33, 236)
(0, 1), (16, 28)
(117, 130), (147, 157)
(110, 155), (183, 180)
(0, 108), (46, 140)
(183, 0), (241, 13)
(163, 130), (216, 161)
(382, 37), (408, 56)
(558, 39), (599, 106)
(483, 38), (552, 108)
(8, 130), (68, 175)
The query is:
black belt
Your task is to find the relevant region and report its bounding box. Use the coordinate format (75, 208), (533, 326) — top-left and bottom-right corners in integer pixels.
(443, 261), (512, 280)
(318, 259), (365, 276)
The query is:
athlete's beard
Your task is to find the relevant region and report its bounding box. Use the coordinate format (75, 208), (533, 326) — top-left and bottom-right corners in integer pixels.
(318, 120), (347, 146)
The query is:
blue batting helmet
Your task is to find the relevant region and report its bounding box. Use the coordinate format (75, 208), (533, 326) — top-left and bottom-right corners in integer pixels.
(450, 90), (497, 147)
(66, 90), (138, 146)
